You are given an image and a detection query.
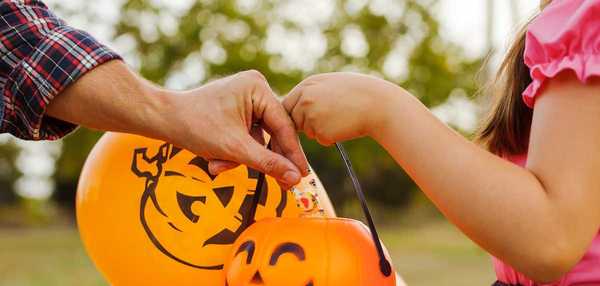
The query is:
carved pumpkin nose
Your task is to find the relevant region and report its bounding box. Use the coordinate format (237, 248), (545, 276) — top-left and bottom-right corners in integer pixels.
(251, 271), (264, 284)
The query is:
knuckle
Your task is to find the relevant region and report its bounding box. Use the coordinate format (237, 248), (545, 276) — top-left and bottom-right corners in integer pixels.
(291, 116), (303, 131)
(240, 69), (265, 81)
(293, 77), (316, 92)
(259, 156), (278, 174)
(316, 137), (329, 146)
(304, 74), (322, 83)
(304, 111), (318, 123)
(284, 120), (296, 133)
(223, 138), (242, 157)
(272, 121), (293, 136)
(299, 95), (316, 108)
(312, 122), (334, 144)
(314, 126), (325, 138)
(319, 133), (334, 145)
(215, 90), (229, 101)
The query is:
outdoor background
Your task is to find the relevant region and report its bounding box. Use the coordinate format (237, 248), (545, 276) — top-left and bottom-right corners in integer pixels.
(0, 0), (538, 285)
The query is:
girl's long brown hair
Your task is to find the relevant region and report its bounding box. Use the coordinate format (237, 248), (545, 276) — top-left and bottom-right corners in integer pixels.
(477, 2), (554, 155)
(476, 22), (534, 156)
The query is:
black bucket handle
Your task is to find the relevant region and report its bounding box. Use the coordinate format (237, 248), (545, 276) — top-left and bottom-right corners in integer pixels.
(245, 141), (392, 277)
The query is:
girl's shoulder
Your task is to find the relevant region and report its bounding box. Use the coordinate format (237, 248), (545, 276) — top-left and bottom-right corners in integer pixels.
(523, 0), (600, 108)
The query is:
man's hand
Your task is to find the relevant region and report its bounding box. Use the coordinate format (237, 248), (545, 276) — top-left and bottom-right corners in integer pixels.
(47, 61), (307, 187)
(165, 70), (308, 186)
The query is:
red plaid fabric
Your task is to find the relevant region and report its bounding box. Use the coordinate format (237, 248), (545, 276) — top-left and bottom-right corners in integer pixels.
(0, 0), (121, 140)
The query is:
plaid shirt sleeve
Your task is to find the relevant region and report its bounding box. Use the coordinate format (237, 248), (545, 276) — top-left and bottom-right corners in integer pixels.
(0, 0), (121, 140)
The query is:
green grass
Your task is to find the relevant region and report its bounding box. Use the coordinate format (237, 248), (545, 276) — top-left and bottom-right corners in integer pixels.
(381, 221), (494, 285)
(0, 228), (105, 286)
(0, 221), (494, 286)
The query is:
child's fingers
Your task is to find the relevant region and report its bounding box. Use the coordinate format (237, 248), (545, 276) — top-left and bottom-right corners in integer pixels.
(316, 136), (334, 146)
(282, 82), (305, 115)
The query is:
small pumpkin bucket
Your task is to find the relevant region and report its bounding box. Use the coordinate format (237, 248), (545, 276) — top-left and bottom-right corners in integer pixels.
(224, 143), (398, 286)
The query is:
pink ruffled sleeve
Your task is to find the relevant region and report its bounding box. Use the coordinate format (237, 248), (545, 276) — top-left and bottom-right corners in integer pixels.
(522, 0), (600, 108)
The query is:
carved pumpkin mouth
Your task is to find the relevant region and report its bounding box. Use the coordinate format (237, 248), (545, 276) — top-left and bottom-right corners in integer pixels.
(247, 270), (314, 286)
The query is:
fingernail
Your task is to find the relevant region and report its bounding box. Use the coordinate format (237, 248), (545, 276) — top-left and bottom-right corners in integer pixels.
(282, 171), (301, 185)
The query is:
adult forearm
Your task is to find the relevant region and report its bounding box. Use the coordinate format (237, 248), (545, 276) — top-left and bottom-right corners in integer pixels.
(46, 60), (172, 141)
(46, 63), (306, 186)
(371, 89), (572, 281)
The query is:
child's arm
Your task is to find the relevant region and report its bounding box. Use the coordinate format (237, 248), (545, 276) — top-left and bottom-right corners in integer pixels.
(283, 72), (600, 283)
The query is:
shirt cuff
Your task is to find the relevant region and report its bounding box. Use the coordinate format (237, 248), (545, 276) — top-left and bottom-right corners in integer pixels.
(1, 25), (121, 140)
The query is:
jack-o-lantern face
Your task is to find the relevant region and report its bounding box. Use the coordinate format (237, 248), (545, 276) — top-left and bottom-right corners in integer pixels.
(225, 218), (396, 286)
(76, 133), (337, 286)
(131, 143), (293, 269)
(231, 240), (314, 286)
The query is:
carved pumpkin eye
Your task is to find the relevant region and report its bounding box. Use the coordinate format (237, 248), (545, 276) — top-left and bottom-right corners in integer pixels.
(213, 186), (234, 207)
(235, 240), (255, 264)
(176, 192), (206, 223)
(269, 242), (305, 265)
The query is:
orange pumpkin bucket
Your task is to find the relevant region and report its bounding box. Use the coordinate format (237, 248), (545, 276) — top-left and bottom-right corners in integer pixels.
(224, 143), (397, 286)
(75, 132), (335, 286)
(225, 217), (395, 286)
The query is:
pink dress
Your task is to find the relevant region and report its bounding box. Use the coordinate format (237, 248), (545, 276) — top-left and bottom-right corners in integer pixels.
(493, 0), (600, 285)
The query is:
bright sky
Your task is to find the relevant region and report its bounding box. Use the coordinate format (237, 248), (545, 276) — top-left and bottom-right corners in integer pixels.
(43, 0), (541, 60)
(438, 0), (539, 59)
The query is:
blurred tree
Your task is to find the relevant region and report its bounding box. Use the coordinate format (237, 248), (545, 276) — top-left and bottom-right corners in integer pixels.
(0, 139), (19, 205)
(45, 0), (483, 215)
(52, 129), (104, 205)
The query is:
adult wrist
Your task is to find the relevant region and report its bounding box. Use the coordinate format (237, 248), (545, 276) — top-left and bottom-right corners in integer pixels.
(138, 85), (180, 143)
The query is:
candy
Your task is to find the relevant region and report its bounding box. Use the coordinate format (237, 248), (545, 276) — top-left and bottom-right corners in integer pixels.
(291, 171), (326, 217)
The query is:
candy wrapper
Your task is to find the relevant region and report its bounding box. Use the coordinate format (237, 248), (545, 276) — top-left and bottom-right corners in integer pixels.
(291, 169), (327, 217)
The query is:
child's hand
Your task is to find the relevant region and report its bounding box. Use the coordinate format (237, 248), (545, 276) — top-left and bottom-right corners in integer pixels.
(283, 72), (400, 145)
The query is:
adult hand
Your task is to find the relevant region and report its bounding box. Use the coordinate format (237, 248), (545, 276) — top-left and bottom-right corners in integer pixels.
(165, 70), (308, 187)
(47, 62), (307, 187)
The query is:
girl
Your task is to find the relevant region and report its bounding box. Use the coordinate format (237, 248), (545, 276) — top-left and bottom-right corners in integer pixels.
(283, 0), (600, 285)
